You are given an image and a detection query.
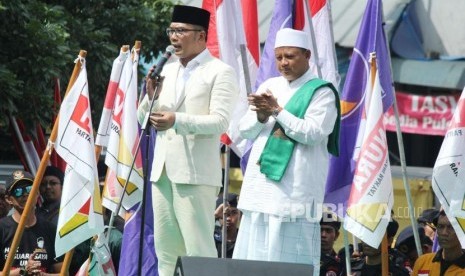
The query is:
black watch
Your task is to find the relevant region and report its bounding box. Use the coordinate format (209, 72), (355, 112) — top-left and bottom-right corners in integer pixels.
(272, 107), (281, 118)
(19, 266), (28, 276)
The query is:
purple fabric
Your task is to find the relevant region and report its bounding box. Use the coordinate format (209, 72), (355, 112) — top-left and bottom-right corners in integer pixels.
(324, 0), (394, 211)
(119, 81), (158, 275)
(241, 0), (293, 172)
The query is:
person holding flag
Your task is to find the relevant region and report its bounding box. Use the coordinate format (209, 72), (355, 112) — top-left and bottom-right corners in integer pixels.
(232, 28), (340, 275)
(0, 170), (62, 275)
(137, 5), (239, 276)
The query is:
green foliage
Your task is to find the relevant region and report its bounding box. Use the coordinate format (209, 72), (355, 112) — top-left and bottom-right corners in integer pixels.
(0, 0), (174, 134)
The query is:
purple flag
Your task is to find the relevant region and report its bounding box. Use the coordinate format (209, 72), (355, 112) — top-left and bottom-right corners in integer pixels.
(118, 82), (158, 275)
(324, 0), (394, 211)
(254, 0), (293, 90)
(241, 0), (293, 171)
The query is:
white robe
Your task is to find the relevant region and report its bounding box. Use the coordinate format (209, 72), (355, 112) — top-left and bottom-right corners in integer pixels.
(237, 69), (338, 219)
(233, 69), (338, 273)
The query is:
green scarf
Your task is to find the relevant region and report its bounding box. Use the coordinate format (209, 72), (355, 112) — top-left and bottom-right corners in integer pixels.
(258, 78), (341, 182)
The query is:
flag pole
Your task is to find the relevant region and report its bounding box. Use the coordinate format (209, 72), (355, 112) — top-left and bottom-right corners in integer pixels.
(2, 50), (86, 276)
(325, 0), (341, 90)
(381, 233), (389, 276)
(221, 145), (231, 258)
(381, 4), (423, 256)
(342, 220), (352, 275)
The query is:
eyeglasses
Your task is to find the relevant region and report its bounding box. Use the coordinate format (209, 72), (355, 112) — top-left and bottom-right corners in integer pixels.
(166, 28), (202, 37)
(11, 185), (33, 198)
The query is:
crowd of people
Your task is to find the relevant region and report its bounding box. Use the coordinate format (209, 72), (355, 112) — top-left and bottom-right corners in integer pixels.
(2, 3), (464, 276)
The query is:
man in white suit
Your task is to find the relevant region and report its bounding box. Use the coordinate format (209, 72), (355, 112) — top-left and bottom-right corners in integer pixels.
(137, 5), (239, 276)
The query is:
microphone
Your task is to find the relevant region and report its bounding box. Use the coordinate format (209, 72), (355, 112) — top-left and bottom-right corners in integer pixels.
(150, 45), (175, 79)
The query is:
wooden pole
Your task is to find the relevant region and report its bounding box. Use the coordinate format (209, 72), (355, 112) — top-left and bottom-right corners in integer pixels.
(2, 50), (87, 276)
(381, 233), (389, 276)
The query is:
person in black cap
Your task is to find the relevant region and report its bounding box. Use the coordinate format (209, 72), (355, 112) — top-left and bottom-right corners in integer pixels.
(213, 193), (241, 258)
(137, 4), (239, 276)
(0, 170), (62, 275)
(37, 165), (64, 226)
(395, 226), (432, 270)
(417, 208), (439, 242)
(320, 211), (341, 276)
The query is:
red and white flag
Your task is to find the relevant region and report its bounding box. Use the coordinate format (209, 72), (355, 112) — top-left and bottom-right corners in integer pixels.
(54, 56), (104, 257)
(9, 117), (42, 175)
(103, 46), (143, 213)
(295, 0), (340, 88)
(95, 47), (130, 147)
(203, 0), (259, 157)
(433, 86), (465, 247)
(344, 60), (393, 249)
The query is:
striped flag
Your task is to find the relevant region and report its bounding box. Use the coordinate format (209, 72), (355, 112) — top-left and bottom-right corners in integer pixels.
(324, 0), (394, 211)
(202, 0), (259, 157)
(9, 117), (42, 175)
(54, 57), (104, 257)
(50, 77), (67, 172)
(103, 46), (143, 214)
(294, 0), (340, 88)
(432, 86), (465, 247)
(343, 59), (393, 248)
(96, 47), (130, 147)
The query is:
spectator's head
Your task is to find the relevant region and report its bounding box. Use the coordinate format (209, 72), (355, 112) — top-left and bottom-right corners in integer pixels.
(168, 5), (210, 61)
(395, 226), (432, 266)
(0, 185), (11, 218)
(320, 211), (341, 254)
(417, 208), (439, 241)
(40, 166), (64, 203)
(216, 193), (240, 230)
(435, 210), (461, 251)
(5, 170), (35, 213)
(274, 28), (311, 81)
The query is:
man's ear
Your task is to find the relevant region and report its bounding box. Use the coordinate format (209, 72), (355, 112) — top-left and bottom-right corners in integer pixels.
(5, 195), (14, 205)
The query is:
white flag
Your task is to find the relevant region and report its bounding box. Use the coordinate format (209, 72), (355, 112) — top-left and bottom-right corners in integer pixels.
(54, 58), (104, 256)
(203, 0), (258, 157)
(103, 46), (143, 213)
(95, 47), (130, 147)
(433, 86), (465, 247)
(344, 66), (393, 248)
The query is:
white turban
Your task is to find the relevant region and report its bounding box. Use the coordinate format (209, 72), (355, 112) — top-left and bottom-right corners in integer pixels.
(274, 28), (310, 50)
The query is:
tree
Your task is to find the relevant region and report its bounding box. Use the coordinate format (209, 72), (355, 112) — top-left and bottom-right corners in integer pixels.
(0, 0), (174, 160)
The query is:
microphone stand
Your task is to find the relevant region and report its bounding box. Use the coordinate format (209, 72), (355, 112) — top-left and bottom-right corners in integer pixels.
(107, 76), (163, 276)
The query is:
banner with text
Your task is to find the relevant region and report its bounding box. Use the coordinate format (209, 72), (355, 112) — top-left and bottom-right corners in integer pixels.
(384, 92), (460, 136)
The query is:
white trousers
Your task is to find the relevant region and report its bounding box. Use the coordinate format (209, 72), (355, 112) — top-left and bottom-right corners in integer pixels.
(233, 211), (321, 275)
(152, 170), (218, 276)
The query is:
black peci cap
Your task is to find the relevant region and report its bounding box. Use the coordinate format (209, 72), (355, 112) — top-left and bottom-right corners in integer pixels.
(171, 5), (210, 31)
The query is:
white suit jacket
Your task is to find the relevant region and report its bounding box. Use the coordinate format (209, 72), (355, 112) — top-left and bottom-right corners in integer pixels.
(138, 50), (239, 186)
